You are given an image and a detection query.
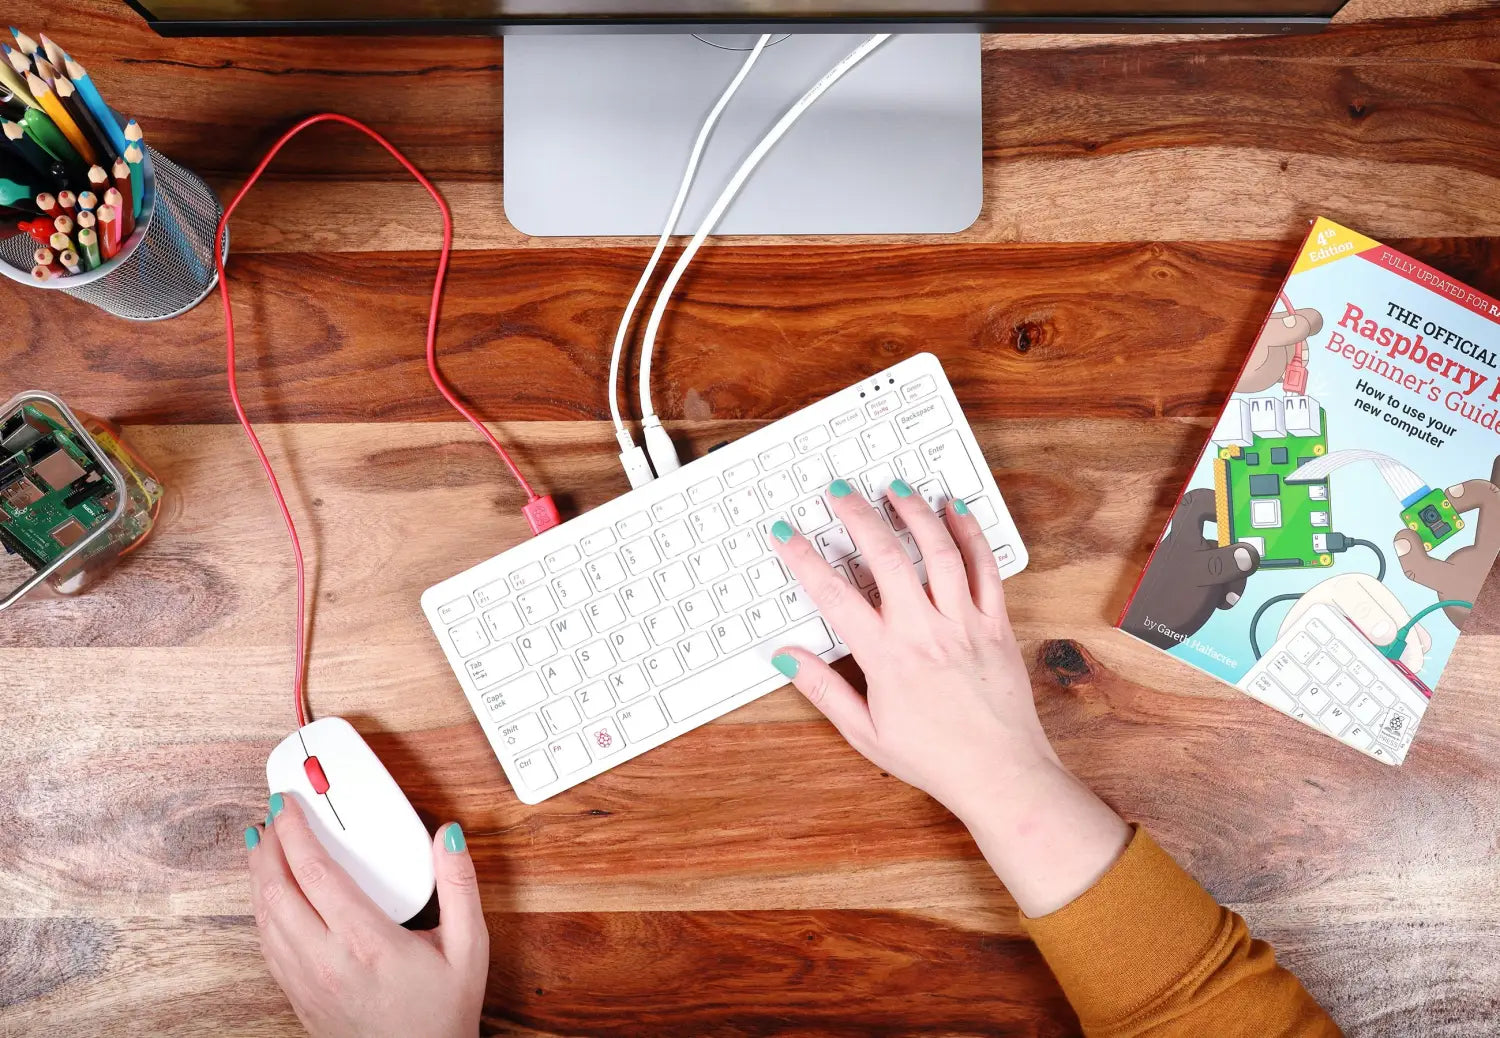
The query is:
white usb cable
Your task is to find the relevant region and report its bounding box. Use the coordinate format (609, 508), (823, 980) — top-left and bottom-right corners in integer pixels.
(610, 34), (773, 489)
(637, 34), (893, 478)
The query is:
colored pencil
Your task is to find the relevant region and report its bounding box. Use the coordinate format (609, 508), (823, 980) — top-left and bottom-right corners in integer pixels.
(33, 189), (54, 214)
(33, 245), (60, 275)
(104, 185), (131, 239)
(1, 117), (55, 182)
(75, 207), (94, 230)
(57, 189), (75, 213)
(58, 248), (80, 275)
(0, 68), (34, 111)
(49, 230), (71, 253)
(97, 201), (119, 259)
(38, 34), (66, 69)
(30, 263), (51, 281)
(62, 57), (128, 160)
(108, 163), (133, 232)
(77, 189), (96, 211)
(76, 225), (99, 269)
(87, 162), (107, 196)
(20, 106), (82, 170)
(33, 57), (60, 87)
(123, 141), (143, 219)
(2, 43), (31, 78)
(9, 29), (39, 59)
(55, 76), (114, 163)
(52, 213), (73, 236)
(26, 72), (95, 165)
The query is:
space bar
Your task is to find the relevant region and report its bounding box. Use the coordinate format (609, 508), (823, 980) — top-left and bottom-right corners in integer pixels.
(660, 618), (834, 723)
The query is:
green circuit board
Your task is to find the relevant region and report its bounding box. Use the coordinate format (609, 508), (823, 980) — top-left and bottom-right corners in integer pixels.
(1213, 406), (1333, 568)
(1401, 487), (1463, 552)
(0, 405), (117, 570)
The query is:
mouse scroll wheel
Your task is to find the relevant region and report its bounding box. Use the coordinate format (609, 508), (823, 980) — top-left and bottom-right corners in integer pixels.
(304, 756), (330, 794)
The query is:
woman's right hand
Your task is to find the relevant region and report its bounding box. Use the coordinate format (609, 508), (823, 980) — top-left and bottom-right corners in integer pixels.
(768, 479), (1131, 917)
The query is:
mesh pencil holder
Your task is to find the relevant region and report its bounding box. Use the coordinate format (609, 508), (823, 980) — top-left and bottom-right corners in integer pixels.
(0, 146), (228, 321)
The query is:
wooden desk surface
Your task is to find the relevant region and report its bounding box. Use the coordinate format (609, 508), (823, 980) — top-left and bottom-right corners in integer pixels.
(3, 2), (1499, 1034)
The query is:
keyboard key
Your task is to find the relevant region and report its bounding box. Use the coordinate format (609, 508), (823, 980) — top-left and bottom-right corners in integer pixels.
(680, 589), (717, 628)
(473, 579), (510, 608)
(897, 397), (951, 442)
(513, 749), (555, 789)
(661, 618), (833, 722)
(711, 574), (752, 612)
(584, 718), (625, 759)
(1306, 616), (1334, 643)
(815, 524), (856, 563)
(621, 537), (661, 575)
(438, 596), (474, 625)
(609, 623), (651, 660)
(724, 460), (758, 487)
(1367, 681), (1394, 706)
(498, 713), (547, 752)
(994, 544), (1016, 567)
(882, 501), (907, 531)
(1348, 660), (1375, 686)
(616, 512), (651, 538)
(795, 426), (831, 453)
(1287, 632), (1319, 663)
(1267, 653), (1310, 692)
(831, 409), (864, 437)
(644, 606), (686, 645)
(689, 476), (724, 504)
(655, 520), (695, 558)
(1326, 671), (1360, 703)
(712, 615), (752, 653)
(894, 450), (924, 484)
(585, 554), (627, 591)
(746, 598), (785, 638)
(688, 545), (729, 583)
(607, 665), (648, 703)
(1307, 653), (1339, 684)
(655, 561), (694, 599)
(861, 463), (897, 499)
(791, 496), (831, 534)
(679, 631), (718, 670)
(861, 422), (901, 460)
(901, 374), (936, 401)
(620, 578), (660, 616)
(467, 644), (524, 689)
(1341, 724), (1375, 751)
(967, 495), (1000, 530)
(1327, 639), (1355, 666)
(482, 672), (548, 722)
(543, 657), (582, 696)
(1321, 704), (1350, 736)
(585, 594), (627, 632)
(548, 733), (592, 775)
(581, 528), (616, 555)
(793, 456), (832, 493)
(1244, 672), (1295, 711)
(722, 530), (762, 567)
(865, 394), (898, 419)
(518, 585), (559, 624)
(576, 640), (613, 677)
(848, 556), (876, 589)
(920, 431), (982, 499)
(552, 570), (591, 608)
(778, 585), (817, 619)
(1300, 684), (1330, 714)
(1350, 692), (1381, 723)
(758, 442), (795, 470)
(545, 546), (580, 572)
(827, 438), (864, 475)
(760, 470), (799, 509)
(510, 562), (546, 590)
(689, 503), (730, 541)
(549, 611), (590, 649)
(652, 494), (688, 521)
(519, 628), (558, 665)
(618, 698), (669, 742)
(543, 697), (581, 733)
(915, 477), (951, 513)
(474, 605), (520, 644)
(577, 682), (614, 718)
(748, 558), (789, 596)
(724, 487), (763, 525)
(449, 617), (489, 657)
(644, 647), (685, 685)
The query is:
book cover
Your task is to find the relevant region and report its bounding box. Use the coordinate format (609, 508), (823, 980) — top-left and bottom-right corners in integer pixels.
(1118, 217), (1500, 764)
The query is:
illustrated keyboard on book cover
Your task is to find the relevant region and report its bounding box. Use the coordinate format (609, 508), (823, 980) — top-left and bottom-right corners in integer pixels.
(1238, 601), (1428, 764)
(420, 352), (1028, 803)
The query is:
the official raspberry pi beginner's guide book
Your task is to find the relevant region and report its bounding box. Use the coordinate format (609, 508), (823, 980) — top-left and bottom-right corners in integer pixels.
(1119, 217), (1500, 765)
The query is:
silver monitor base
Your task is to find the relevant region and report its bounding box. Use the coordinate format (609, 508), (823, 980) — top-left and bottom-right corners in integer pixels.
(503, 33), (982, 236)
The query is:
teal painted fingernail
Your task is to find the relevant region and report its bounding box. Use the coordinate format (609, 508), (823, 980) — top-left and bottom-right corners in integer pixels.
(828, 479), (854, 498)
(269, 792), (285, 819)
(244, 826), (260, 850)
(952, 498), (970, 516)
(443, 822), (466, 853)
(264, 812), (272, 827)
(889, 478), (913, 498)
(771, 520), (794, 543)
(772, 652), (799, 678)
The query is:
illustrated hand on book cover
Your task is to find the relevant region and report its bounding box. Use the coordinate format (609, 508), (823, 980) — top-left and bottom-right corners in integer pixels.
(1393, 455), (1500, 628)
(1238, 305), (1323, 394)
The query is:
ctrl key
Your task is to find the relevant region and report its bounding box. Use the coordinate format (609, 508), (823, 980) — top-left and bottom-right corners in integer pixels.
(512, 749), (556, 790)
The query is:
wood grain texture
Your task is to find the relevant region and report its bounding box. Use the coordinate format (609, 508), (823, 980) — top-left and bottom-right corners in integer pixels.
(3, 1), (1500, 1036)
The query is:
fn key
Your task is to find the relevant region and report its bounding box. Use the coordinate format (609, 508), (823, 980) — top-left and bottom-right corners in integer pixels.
(661, 618), (833, 723)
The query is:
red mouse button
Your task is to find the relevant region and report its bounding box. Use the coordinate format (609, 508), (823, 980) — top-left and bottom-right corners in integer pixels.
(304, 755), (330, 794)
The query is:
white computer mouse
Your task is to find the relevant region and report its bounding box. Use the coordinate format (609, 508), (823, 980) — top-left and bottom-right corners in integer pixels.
(266, 716), (436, 923)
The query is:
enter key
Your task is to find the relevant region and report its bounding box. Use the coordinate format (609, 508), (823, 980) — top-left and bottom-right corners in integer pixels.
(920, 430), (982, 499)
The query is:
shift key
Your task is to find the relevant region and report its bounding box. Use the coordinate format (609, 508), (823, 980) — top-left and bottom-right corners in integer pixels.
(662, 618), (833, 722)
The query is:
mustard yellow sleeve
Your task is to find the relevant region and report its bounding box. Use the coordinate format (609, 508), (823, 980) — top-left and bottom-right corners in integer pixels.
(1020, 826), (1342, 1038)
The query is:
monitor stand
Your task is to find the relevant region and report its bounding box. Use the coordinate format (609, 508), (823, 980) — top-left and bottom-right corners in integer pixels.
(503, 33), (982, 237)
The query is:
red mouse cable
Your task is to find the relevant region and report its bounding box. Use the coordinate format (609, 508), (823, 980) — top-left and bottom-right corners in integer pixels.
(215, 113), (560, 728)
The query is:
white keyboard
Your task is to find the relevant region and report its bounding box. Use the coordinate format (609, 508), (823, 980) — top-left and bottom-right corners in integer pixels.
(1238, 601), (1430, 765)
(421, 353), (1028, 803)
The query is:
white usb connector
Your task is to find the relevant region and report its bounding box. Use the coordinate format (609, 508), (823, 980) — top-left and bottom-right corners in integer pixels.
(642, 415), (682, 477)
